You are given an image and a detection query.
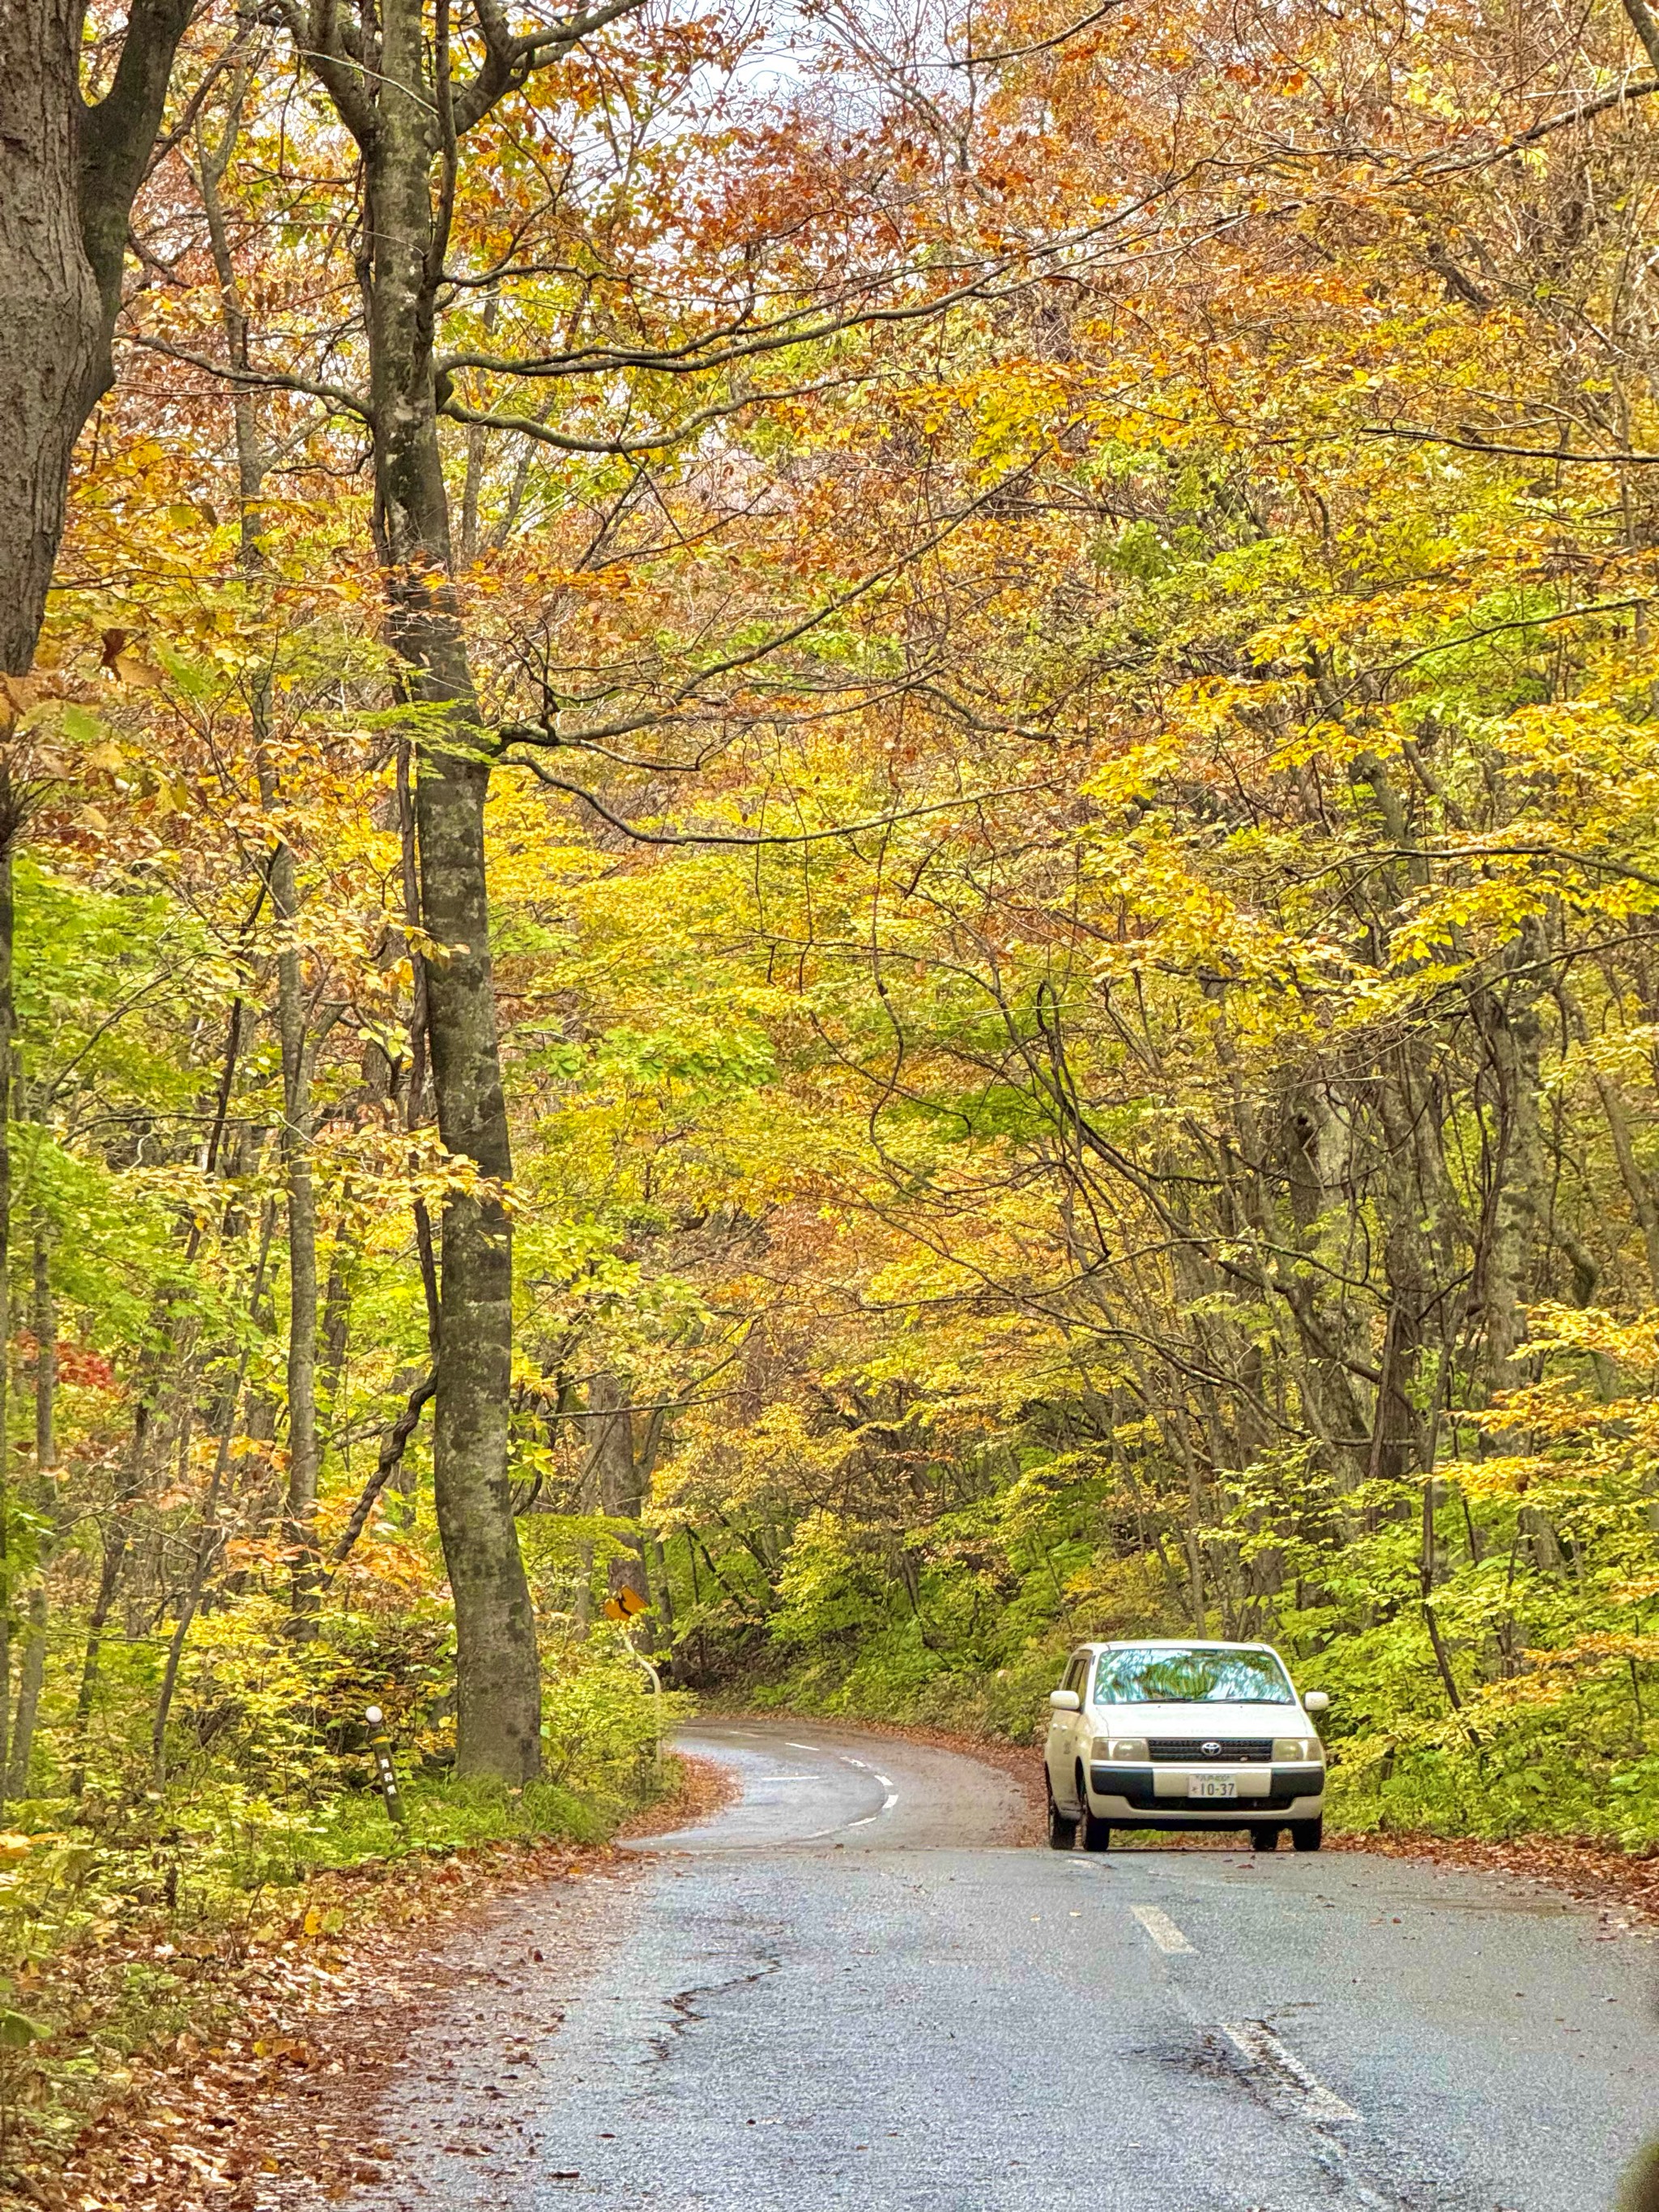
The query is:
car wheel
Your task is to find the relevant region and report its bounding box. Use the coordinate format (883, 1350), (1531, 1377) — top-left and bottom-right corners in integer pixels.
(1046, 1775), (1078, 1850)
(1250, 1825), (1280, 1852)
(1290, 1817), (1324, 1853)
(1077, 1768), (1111, 1851)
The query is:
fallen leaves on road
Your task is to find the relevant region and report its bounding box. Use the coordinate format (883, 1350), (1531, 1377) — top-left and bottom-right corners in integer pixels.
(1327, 1827), (1659, 1928)
(614, 1750), (739, 1840)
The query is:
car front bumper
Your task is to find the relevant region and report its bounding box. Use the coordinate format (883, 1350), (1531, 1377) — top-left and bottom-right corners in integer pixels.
(1088, 1761), (1324, 1821)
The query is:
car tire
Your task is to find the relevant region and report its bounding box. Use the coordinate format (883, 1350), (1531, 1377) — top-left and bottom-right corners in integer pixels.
(1290, 1817), (1324, 1853)
(1046, 1777), (1078, 1850)
(1077, 1769), (1111, 1851)
(1249, 1825), (1280, 1852)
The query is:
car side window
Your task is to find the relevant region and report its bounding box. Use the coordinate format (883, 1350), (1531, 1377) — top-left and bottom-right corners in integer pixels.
(1063, 1652), (1086, 1697)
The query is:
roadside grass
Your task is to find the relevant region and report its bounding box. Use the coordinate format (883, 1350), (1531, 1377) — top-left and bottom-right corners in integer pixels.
(297, 1770), (616, 1867)
(0, 1753), (680, 2201)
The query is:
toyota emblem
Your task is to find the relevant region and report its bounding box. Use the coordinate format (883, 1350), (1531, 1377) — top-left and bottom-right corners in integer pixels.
(1202, 1740), (1222, 1757)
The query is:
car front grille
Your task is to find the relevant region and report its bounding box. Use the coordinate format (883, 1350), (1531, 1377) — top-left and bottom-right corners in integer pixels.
(1091, 1763), (1322, 1813)
(1148, 1737), (1274, 1763)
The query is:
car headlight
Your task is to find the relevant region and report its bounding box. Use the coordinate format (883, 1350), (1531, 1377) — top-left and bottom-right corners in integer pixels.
(1094, 1736), (1148, 1761)
(1273, 1736), (1324, 1763)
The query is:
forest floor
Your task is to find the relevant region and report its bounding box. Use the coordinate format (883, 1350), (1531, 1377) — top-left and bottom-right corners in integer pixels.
(11, 1759), (736, 2212)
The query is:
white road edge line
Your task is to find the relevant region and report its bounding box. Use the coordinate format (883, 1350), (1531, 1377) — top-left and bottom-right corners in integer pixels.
(1219, 2020), (1359, 2121)
(785, 1741), (821, 1751)
(1131, 1903), (1194, 1954)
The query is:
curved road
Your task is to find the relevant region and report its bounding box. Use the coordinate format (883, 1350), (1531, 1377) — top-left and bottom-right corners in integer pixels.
(358, 1719), (1655, 2212)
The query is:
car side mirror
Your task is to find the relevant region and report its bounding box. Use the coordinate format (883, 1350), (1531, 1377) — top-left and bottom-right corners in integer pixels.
(1303, 1689), (1329, 1715)
(1049, 1688), (1081, 1712)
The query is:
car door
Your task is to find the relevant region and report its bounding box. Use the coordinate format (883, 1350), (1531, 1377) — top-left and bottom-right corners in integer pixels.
(1045, 1650), (1088, 1808)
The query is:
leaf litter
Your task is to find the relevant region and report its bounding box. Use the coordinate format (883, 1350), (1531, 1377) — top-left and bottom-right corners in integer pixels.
(8, 1758), (734, 2212)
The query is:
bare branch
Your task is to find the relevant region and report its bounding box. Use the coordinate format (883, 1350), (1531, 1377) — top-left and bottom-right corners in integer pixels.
(439, 372), (870, 457)
(506, 766), (1059, 847)
(130, 331), (372, 420)
(953, 0), (1128, 68)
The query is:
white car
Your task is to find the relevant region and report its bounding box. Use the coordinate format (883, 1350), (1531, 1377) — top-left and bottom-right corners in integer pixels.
(1044, 1638), (1328, 1852)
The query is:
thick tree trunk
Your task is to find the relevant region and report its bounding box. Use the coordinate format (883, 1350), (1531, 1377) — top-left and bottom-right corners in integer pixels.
(416, 740), (539, 1775)
(0, 0), (100, 675)
(0, 0), (194, 677)
(353, 0), (540, 1779)
(0, 0), (191, 1793)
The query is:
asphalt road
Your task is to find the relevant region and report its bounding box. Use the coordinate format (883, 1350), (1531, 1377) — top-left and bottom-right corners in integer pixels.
(358, 1719), (1657, 2212)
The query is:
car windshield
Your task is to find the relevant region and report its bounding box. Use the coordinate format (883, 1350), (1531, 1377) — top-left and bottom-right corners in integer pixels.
(1092, 1645), (1294, 1706)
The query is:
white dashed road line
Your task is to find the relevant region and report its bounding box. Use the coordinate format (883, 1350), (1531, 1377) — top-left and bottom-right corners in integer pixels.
(1131, 1903), (1195, 1954)
(1220, 2019), (1359, 2121)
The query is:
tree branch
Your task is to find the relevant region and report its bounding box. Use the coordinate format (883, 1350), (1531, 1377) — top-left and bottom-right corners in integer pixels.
(438, 372), (865, 457)
(79, 0), (200, 352)
(130, 332), (372, 420)
(322, 1370), (437, 1579)
(505, 767), (1056, 847)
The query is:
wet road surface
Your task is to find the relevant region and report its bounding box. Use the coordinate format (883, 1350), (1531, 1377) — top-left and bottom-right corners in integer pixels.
(356, 1719), (1656, 2212)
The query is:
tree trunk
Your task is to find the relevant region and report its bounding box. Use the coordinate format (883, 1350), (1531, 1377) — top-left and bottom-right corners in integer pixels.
(0, 0), (100, 675)
(267, 828), (321, 1610)
(1559, 981), (1659, 1296)
(591, 1374), (650, 1607)
(70, 1383), (152, 1795)
(0, 847), (14, 1799)
(0, 0), (194, 677)
(1473, 926), (1548, 1394)
(8, 1217), (56, 1800)
(198, 101), (323, 1617)
(355, 0), (540, 1779)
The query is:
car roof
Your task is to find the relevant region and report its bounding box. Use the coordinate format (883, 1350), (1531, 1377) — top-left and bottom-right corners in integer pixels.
(1080, 1639), (1278, 1653)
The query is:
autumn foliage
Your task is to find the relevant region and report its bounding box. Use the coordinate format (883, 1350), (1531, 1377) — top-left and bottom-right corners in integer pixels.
(4, 0), (1659, 2178)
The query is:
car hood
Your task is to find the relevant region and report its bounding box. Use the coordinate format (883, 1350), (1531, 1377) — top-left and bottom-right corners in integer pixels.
(1091, 1702), (1305, 1736)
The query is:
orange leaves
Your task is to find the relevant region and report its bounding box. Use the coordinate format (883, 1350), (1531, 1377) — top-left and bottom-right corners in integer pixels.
(99, 629), (166, 690)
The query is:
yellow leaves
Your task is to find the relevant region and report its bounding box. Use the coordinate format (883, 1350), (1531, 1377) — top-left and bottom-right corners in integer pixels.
(1522, 1303), (1659, 1377)
(1448, 1454), (1542, 1501)
(0, 1835), (36, 1864)
(1470, 1638), (1659, 1718)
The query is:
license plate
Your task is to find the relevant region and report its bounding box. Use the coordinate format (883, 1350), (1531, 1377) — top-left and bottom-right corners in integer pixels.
(1188, 1775), (1237, 1800)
